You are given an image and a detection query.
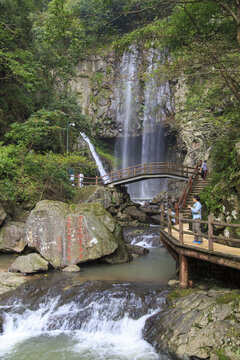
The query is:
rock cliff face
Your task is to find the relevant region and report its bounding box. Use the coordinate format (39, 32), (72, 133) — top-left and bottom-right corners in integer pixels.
(71, 51), (214, 168)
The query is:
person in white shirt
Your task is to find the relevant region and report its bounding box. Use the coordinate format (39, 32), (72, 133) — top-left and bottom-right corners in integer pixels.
(201, 160), (208, 181)
(188, 195), (202, 244)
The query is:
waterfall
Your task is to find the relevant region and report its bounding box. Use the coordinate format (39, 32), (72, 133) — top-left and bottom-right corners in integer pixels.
(0, 281), (170, 359)
(139, 49), (173, 199)
(80, 132), (107, 180)
(114, 48), (173, 200)
(114, 47), (140, 171)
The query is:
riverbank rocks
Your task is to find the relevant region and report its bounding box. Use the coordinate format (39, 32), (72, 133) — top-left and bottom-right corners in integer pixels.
(0, 270), (27, 295)
(9, 253), (49, 274)
(25, 200), (131, 269)
(62, 264), (81, 272)
(143, 287), (240, 360)
(74, 185), (158, 226)
(0, 222), (26, 253)
(126, 244), (149, 256)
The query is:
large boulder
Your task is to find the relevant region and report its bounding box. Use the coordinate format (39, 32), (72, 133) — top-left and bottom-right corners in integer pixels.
(74, 185), (130, 210)
(0, 222), (26, 253)
(0, 205), (6, 226)
(123, 206), (151, 224)
(9, 253), (49, 274)
(25, 200), (131, 268)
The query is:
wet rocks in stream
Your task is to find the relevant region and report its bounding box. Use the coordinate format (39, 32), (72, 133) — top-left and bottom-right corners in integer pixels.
(143, 286), (240, 360)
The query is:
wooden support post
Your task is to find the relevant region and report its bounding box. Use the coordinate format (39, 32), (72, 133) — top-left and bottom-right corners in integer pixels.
(160, 204), (164, 229)
(179, 212), (183, 244)
(208, 215), (213, 251)
(167, 209), (172, 236)
(175, 203), (179, 225)
(179, 254), (188, 288)
(96, 176), (98, 185)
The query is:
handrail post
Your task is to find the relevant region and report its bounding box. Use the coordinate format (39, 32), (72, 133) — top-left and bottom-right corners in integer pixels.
(160, 204), (164, 229)
(96, 176), (98, 186)
(175, 203), (179, 225)
(208, 215), (213, 251)
(179, 212), (183, 244)
(168, 209), (172, 236)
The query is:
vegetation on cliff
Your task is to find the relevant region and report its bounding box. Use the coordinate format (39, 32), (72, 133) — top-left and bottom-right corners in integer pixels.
(0, 0), (239, 217)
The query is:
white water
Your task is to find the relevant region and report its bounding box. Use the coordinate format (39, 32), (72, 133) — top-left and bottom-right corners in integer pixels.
(80, 132), (107, 180)
(131, 233), (162, 249)
(140, 49), (173, 199)
(0, 290), (165, 359)
(118, 48), (139, 169)
(114, 48), (174, 200)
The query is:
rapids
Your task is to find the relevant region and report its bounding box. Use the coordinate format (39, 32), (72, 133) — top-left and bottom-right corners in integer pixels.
(0, 229), (176, 360)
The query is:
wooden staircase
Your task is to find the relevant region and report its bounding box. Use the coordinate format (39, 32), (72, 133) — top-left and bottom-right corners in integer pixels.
(182, 178), (208, 218)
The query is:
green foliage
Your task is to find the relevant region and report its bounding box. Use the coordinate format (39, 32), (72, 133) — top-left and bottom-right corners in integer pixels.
(201, 136), (240, 214)
(0, 143), (96, 207)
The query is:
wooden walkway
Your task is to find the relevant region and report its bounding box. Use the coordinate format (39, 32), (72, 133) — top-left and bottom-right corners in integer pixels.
(160, 207), (240, 288)
(77, 162), (195, 187)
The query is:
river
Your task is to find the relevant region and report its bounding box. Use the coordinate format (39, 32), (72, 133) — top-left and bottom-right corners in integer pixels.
(0, 228), (176, 360)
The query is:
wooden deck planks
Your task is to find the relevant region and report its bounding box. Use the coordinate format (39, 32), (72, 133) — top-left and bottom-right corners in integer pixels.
(171, 223), (240, 258)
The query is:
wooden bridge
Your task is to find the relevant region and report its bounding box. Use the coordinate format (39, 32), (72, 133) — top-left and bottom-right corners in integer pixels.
(78, 162), (196, 187)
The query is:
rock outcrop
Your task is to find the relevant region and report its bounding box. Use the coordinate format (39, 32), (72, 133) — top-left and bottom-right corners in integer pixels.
(75, 185), (158, 226)
(25, 200), (131, 268)
(9, 253), (49, 274)
(144, 287), (240, 360)
(0, 222), (26, 253)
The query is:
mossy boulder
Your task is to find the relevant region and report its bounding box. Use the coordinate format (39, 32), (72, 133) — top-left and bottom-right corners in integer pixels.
(9, 253), (49, 274)
(0, 221), (26, 253)
(25, 200), (130, 269)
(74, 185), (129, 210)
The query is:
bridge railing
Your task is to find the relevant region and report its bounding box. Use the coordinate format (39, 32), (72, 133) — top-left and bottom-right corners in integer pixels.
(74, 162), (195, 187)
(160, 205), (240, 250)
(102, 162), (195, 184)
(175, 163), (200, 223)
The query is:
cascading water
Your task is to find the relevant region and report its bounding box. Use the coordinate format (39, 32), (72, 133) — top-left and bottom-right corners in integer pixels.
(0, 280), (173, 360)
(114, 48), (173, 200)
(80, 132), (108, 181)
(139, 49), (173, 199)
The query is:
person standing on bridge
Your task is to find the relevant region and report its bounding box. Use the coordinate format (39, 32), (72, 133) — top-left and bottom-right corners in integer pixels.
(188, 195), (202, 244)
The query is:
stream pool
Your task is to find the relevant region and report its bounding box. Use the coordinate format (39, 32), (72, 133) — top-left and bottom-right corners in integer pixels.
(0, 228), (176, 360)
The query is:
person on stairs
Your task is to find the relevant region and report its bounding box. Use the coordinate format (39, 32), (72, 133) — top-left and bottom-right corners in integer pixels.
(201, 160), (208, 181)
(188, 195), (202, 244)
